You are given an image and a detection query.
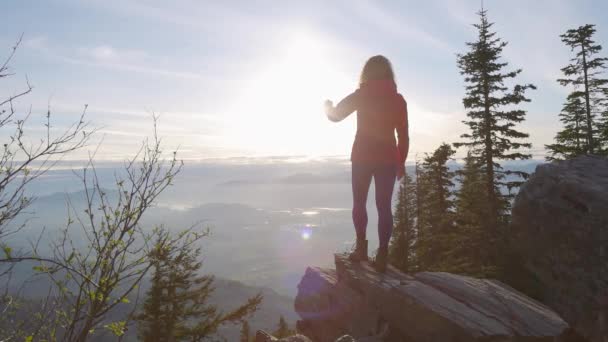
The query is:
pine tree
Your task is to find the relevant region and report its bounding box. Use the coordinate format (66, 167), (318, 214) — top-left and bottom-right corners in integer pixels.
(240, 321), (251, 342)
(273, 316), (294, 339)
(454, 152), (486, 230)
(449, 152), (497, 277)
(553, 24), (608, 155)
(602, 88), (608, 150)
(454, 8), (534, 230)
(138, 248), (170, 340)
(389, 168), (417, 273)
(414, 161), (432, 271)
(413, 159), (427, 271)
(546, 92), (589, 160)
(414, 158), (426, 241)
(137, 231), (263, 341)
(415, 143), (456, 271)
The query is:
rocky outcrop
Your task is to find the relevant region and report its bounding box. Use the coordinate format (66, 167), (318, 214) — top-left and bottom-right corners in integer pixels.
(295, 254), (569, 341)
(254, 330), (313, 342)
(512, 155), (608, 342)
(254, 330), (361, 342)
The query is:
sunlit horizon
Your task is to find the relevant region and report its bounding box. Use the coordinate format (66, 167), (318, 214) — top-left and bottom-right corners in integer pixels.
(3, 1), (607, 161)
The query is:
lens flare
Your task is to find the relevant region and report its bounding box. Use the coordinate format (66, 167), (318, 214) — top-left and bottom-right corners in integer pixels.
(300, 224), (314, 240)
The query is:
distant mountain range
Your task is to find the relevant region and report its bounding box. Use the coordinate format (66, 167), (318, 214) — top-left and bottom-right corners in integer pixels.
(1, 158), (545, 339)
(4, 263), (297, 341)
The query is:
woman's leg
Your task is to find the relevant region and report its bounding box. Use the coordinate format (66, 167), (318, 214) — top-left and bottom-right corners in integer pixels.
(352, 163), (373, 240)
(374, 164), (397, 250)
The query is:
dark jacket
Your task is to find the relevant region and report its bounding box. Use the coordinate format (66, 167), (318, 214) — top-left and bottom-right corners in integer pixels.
(327, 79), (409, 164)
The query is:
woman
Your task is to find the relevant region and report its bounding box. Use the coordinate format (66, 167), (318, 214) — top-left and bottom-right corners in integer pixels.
(324, 55), (409, 272)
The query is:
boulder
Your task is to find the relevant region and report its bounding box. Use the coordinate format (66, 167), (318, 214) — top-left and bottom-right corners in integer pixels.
(295, 254), (569, 341)
(511, 155), (608, 342)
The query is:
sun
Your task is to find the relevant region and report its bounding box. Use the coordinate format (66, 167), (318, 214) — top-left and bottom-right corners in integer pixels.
(221, 30), (357, 157)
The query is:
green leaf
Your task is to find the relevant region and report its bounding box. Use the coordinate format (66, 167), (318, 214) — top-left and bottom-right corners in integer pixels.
(32, 265), (46, 272)
(2, 245), (12, 258)
(104, 321), (126, 337)
(66, 251), (75, 263)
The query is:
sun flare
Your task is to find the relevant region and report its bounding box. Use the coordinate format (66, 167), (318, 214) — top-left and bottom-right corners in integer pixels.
(300, 224), (315, 240)
(221, 31), (356, 156)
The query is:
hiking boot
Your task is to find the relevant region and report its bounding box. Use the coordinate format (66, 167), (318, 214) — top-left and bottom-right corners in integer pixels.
(348, 238), (368, 262)
(373, 247), (388, 273)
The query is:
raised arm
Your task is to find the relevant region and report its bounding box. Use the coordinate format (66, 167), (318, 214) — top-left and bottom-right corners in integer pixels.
(396, 95), (409, 163)
(325, 90), (359, 122)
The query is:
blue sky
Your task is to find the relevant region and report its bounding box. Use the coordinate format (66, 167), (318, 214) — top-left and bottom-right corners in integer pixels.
(2, 0), (607, 161)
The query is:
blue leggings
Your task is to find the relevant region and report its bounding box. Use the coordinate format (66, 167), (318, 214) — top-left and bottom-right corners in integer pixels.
(351, 163), (397, 249)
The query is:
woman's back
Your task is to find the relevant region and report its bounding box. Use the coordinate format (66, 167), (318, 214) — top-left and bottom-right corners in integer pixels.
(324, 54), (409, 272)
(351, 79), (407, 164)
(355, 80), (405, 143)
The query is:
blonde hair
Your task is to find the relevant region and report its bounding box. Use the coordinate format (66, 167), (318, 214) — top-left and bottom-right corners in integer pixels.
(359, 55), (395, 86)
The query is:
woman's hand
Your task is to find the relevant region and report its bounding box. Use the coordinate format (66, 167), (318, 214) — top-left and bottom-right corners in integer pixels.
(397, 164), (405, 180)
(324, 100), (333, 116)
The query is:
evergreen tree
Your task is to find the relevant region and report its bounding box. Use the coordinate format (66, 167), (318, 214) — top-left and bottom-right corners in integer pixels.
(273, 316), (294, 339)
(414, 161), (432, 272)
(137, 231), (263, 341)
(240, 321), (251, 342)
(449, 152), (497, 277)
(546, 92), (589, 160)
(414, 158), (426, 241)
(602, 88), (608, 150)
(138, 249), (169, 340)
(552, 24), (608, 156)
(389, 168), (417, 273)
(454, 152), (486, 230)
(454, 9), (534, 230)
(415, 143), (456, 271)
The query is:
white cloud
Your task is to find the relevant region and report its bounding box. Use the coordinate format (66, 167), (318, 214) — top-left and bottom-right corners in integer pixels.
(353, 1), (452, 52)
(9, 0), (596, 161)
(65, 49), (205, 81)
(83, 45), (149, 64)
(23, 35), (49, 50)
(23, 37), (207, 81)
